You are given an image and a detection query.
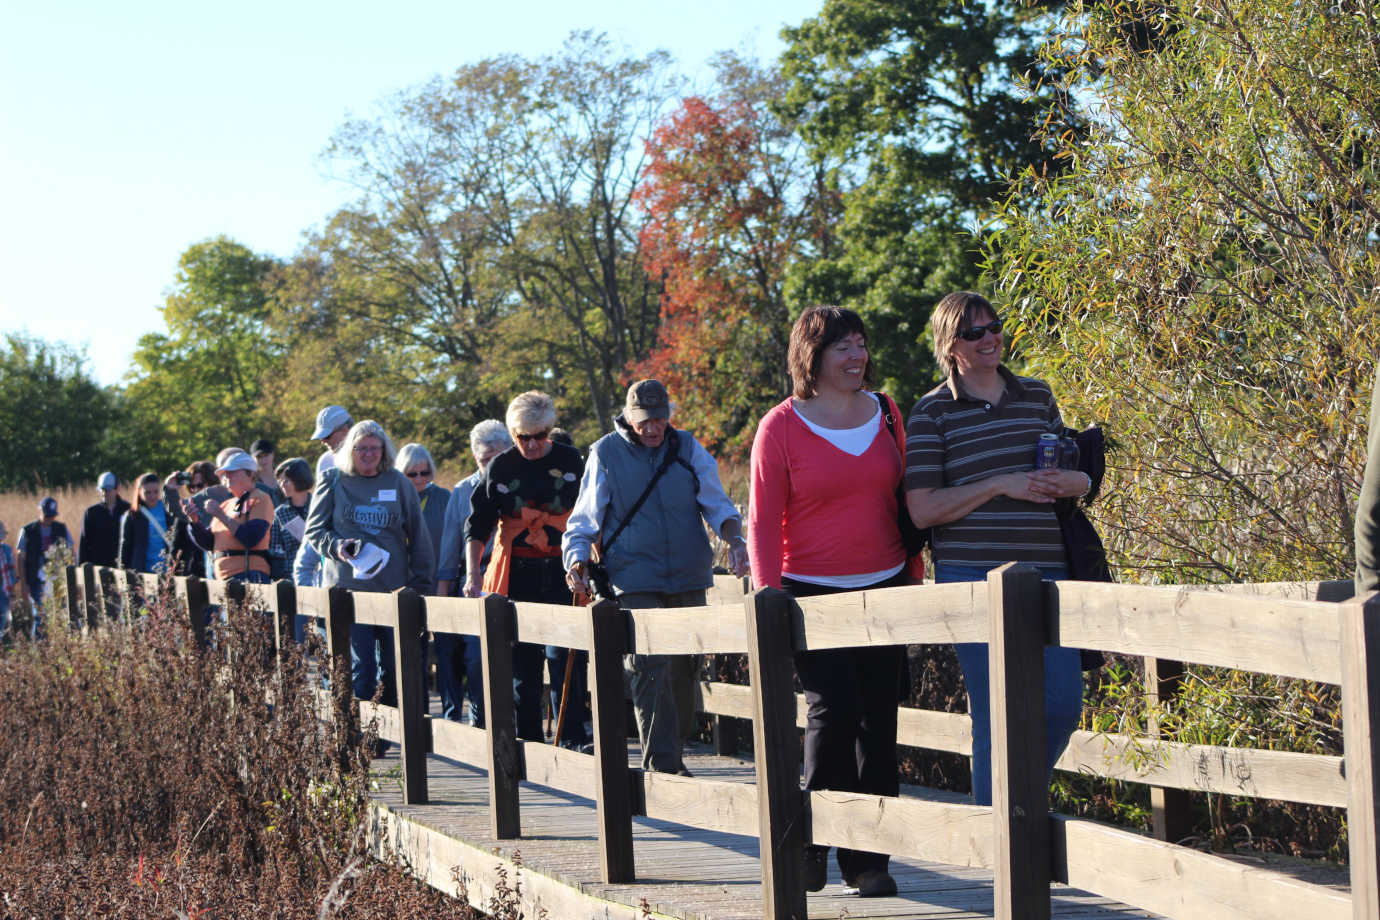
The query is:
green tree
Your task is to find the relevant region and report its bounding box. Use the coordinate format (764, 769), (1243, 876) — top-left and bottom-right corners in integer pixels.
(778, 0), (1076, 407)
(122, 237), (285, 471)
(303, 32), (679, 447)
(0, 334), (119, 490)
(989, 0), (1380, 582)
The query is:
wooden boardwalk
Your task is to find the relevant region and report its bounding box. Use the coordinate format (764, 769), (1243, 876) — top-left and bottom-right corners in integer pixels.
(368, 733), (1160, 919)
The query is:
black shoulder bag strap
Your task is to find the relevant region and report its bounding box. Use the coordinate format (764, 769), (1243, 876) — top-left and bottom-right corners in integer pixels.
(601, 428), (692, 557)
(876, 392), (931, 555)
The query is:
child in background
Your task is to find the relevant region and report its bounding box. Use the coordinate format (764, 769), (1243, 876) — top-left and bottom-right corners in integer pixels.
(0, 521), (16, 639)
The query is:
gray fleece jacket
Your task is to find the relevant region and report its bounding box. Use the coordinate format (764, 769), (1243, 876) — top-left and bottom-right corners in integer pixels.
(304, 468), (435, 594)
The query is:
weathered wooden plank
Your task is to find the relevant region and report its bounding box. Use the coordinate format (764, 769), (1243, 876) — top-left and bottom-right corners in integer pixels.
(1193, 579), (1355, 603)
(639, 771), (759, 837)
(425, 595), (483, 637)
(1341, 591), (1380, 920)
(808, 789), (993, 869)
(745, 587), (805, 920)
(1049, 581), (1343, 683)
(181, 576), (209, 647)
(1145, 656), (1192, 844)
(324, 586), (355, 770)
(273, 580), (295, 656)
(509, 600), (590, 649)
(627, 605), (746, 654)
(988, 563), (1051, 920)
(1050, 814), (1350, 920)
(706, 573), (750, 607)
(520, 740), (597, 799)
(393, 588), (428, 804)
(295, 585), (330, 619)
(350, 589), (396, 627)
(429, 717), (488, 768)
(589, 598), (635, 882)
(1058, 729), (1346, 807)
(359, 699), (400, 743)
(81, 564), (100, 630)
(792, 581), (987, 650)
(480, 592), (520, 839)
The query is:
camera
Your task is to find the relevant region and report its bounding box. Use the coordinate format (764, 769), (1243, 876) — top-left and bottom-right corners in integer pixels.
(585, 560), (615, 602)
(173, 471), (192, 486)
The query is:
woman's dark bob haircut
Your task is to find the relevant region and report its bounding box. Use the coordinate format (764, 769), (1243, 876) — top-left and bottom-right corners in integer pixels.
(787, 306), (874, 399)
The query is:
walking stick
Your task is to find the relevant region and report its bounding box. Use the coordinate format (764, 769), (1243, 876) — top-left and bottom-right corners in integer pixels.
(553, 649), (577, 745)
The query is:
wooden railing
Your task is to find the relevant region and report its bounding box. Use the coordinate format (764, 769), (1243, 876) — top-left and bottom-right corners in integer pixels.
(63, 563), (1377, 920)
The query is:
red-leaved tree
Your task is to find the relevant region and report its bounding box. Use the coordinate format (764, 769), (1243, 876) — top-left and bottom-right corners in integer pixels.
(631, 58), (840, 455)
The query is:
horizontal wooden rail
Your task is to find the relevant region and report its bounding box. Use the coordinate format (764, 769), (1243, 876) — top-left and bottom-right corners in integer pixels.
(429, 717), (488, 766)
(519, 740), (596, 798)
(1050, 581), (1343, 683)
(425, 596), (483, 637)
(792, 581), (987, 649)
(351, 590), (397, 628)
(1051, 813), (1350, 919)
(808, 789), (993, 870)
(637, 771), (759, 837)
(510, 601), (590, 650)
(360, 699), (401, 743)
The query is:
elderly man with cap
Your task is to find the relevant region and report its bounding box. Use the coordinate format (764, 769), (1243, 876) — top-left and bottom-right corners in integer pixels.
(182, 451), (275, 583)
(17, 496), (73, 636)
(311, 405), (354, 478)
(563, 379), (749, 774)
(78, 471), (130, 568)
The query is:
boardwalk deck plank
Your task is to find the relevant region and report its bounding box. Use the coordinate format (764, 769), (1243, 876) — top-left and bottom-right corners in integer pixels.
(369, 731), (1162, 919)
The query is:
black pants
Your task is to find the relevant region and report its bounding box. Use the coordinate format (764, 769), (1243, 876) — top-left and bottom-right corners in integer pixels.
(508, 556), (574, 743)
(784, 573), (906, 879)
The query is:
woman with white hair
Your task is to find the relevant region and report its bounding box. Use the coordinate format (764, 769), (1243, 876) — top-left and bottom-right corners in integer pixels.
(463, 392), (583, 743)
(305, 420), (435, 713)
(396, 443), (449, 563)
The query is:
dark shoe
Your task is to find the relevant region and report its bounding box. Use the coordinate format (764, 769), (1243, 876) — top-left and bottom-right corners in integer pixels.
(803, 846), (827, 892)
(674, 764), (693, 777)
(852, 869), (897, 897)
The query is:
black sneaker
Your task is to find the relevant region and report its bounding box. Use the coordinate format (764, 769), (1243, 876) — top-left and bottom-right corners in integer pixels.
(852, 869), (897, 897)
(803, 846), (827, 892)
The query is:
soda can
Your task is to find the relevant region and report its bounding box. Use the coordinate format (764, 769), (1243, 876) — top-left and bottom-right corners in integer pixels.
(1035, 433), (1061, 470)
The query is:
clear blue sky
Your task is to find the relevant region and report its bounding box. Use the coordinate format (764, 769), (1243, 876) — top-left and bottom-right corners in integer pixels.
(0, 0), (821, 386)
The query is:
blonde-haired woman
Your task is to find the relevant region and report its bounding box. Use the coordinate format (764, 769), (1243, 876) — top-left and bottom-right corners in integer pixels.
(463, 391), (584, 743)
(306, 420), (435, 713)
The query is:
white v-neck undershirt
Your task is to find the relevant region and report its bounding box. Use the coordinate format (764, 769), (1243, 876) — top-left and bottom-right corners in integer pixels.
(792, 399), (882, 456)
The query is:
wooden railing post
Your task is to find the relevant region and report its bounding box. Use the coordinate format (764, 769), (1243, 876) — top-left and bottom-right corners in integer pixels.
(745, 586), (805, 920)
(392, 588), (430, 805)
(184, 576), (209, 647)
(81, 564), (100, 631)
(98, 566), (120, 623)
(988, 563), (1051, 920)
(65, 566), (80, 631)
(710, 654), (740, 757)
(1341, 591), (1380, 920)
(1146, 656), (1192, 843)
(481, 592), (521, 839)
(324, 586), (357, 769)
(588, 598), (634, 882)
(274, 581), (296, 662)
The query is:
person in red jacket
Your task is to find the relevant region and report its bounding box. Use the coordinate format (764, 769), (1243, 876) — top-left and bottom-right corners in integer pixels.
(748, 305), (915, 899)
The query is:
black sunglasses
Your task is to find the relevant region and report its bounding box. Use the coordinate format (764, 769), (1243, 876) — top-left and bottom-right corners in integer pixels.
(405, 469), (433, 478)
(958, 319), (1003, 342)
(515, 430), (550, 444)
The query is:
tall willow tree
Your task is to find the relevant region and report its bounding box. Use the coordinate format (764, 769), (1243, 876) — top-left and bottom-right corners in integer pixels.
(990, 0), (1380, 582)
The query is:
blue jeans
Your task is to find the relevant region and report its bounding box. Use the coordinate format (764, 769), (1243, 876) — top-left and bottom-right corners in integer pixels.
(435, 632), (485, 725)
(934, 562), (1083, 807)
(350, 623), (397, 708)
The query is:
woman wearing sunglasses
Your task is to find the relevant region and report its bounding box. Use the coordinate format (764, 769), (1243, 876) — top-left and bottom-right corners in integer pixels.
(463, 391), (585, 746)
(397, 443), (450, 565)
(904, 291), (1091, 808)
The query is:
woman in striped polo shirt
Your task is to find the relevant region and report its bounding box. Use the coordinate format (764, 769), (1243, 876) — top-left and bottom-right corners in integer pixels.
(904, 291), (1092, 806)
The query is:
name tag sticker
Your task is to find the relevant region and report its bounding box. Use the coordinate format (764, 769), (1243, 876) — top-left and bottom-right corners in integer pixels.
(376, 489), (397, 502)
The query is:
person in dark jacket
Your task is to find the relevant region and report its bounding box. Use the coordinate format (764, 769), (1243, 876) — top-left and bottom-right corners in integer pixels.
(78, 472), (130, 567)
(120, 472), (197, 575)
(17, 497), (72, 636)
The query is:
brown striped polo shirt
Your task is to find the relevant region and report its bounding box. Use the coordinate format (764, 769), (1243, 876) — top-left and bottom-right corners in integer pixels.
(904, 366), (1067, 570)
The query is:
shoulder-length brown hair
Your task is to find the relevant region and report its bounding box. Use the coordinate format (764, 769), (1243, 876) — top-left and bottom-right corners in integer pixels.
(787, 306), (874, 399)
(932, 291), (998, 378)
(132, 472), (161, 512)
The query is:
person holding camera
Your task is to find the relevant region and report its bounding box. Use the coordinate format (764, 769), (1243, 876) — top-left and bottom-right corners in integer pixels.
(119, 471), (198, 575)
(564, 379), (749, 775)
(182, 451), (275, 584)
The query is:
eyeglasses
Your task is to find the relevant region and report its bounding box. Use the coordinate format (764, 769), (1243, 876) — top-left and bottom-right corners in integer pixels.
(957, 319), (1003, 342)
(353, 444), (382, 454)
(515, 430), (550, 444)
(405, 469), (433, 479)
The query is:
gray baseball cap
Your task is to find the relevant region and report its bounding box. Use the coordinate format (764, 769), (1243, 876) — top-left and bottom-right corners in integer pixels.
(624, 379), (670, 424)
(311, 405), (353, 440)
(97, 471), (117, 490)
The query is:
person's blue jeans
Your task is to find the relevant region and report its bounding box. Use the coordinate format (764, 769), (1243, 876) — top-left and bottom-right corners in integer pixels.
(934, 561), (1083, 807)
(350, 623), (397, 708)
(435, 632), (485, 726)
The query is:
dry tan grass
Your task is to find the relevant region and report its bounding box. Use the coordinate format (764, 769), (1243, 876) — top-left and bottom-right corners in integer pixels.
(0, 485), (90, 542)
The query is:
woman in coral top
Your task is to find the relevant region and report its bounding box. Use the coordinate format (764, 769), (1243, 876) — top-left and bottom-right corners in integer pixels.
(748, 305), (914, 899)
